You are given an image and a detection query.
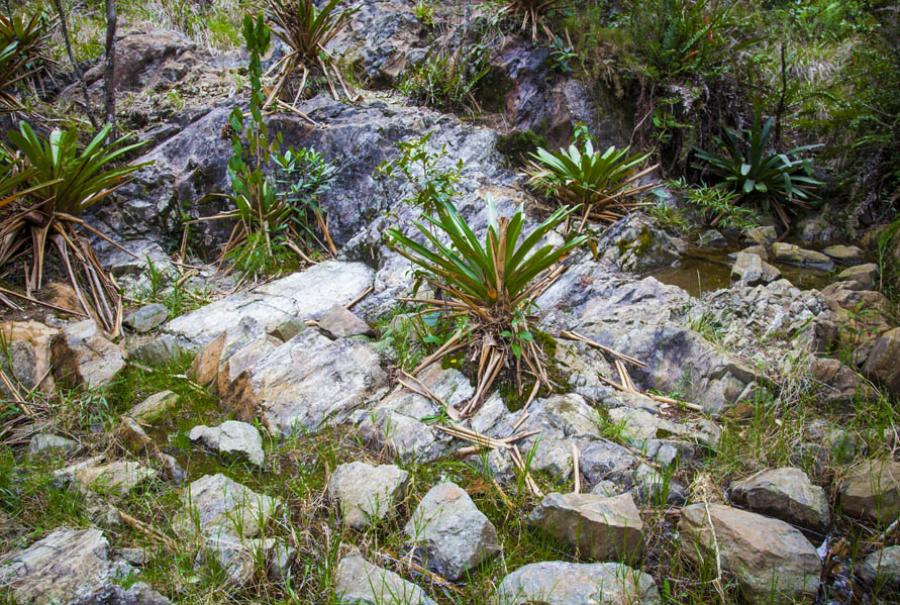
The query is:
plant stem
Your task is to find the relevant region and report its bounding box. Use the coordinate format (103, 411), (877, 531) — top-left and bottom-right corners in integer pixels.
(104, 0), (117, 138)
(52, 0), (98, 129)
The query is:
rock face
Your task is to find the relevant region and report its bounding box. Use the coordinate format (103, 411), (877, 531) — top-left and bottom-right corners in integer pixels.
(496, 561), (661, 605)
(856, 545), (900, 591)
(335, 550), (437, 605)
(771, 242), (834, 270)
(0, 527), (112, 604)
(860, 327), (900, 396)
(729, 467), (830, 531)
(51, 320), (127, 388)
(839, 459), (900, 524)
(528, 492), (644, 561)
(595, 214), (688, 272)
(679, 504), (821, 604)
(174, 473), (279, 538)
(128, 390), (179, 423)
(328, 462), (409, 529)
(188, 421), (265, 466)
(731, 251), (781, 286)
(0, 320), (58, 393)
(405, 481), (500, 580)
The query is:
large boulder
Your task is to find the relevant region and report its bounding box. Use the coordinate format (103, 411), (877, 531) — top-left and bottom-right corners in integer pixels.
(328, 461), (409, 530)
(335, 550), (436, 605)
(839, 459), (900, 524)
(51, 320), (126, 389)
(495, 561), (661, 605)
(528, 492), (644, 561)
(729, 467), (830, 531)
(678, 503), (821, 604)
(404, 481), (500, 580)
(594, 214), (688, 272)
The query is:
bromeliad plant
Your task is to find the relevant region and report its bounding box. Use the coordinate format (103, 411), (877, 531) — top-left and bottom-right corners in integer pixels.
(0, 122), (149, 334)
(265, 0), (359, 104)
(388, 199), (586, 415)
(0, 13), (49, 111)
(500, 0), (566, 41)
(526, 126), (658, 227)
(694, 111), (823, 228)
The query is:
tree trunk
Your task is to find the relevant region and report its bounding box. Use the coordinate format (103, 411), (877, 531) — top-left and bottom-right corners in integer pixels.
(52, 0), (98, 129)
(104, 0), (117, 138)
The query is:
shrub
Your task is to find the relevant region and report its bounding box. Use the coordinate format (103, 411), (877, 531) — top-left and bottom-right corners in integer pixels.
(694, 110), (823, 228)
(501, 0), (566, 41)
(0, 13), (48, 111)
(683, 184), (757, 230)
(376, 133), (462, 213)
(398, 46), (492, 112)
(526, 126), (657, 225)
(388, 199), (586, 414)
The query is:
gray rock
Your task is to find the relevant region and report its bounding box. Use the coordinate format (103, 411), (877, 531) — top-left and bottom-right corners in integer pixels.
(699, 229), (727, 248)
(596, 214), (688, 272)
(173, 474), (279, 538)
(405, 481), (500, 580)
(496, 561), (661, 605)
(118, 548), (149, 566)
(822, 244), (864, 265)
(196, 531), (273, 586)
(188, 420), (265, 466)
(836, 263), (878, 289)
(839, 459), (900, 524)
(731, 251), (781, 286)
(729, 467), (830, 530)
(528, 492), (644, 561)
(69, 581), (172, 604)
(810, 357), (875, 405)
(328, 461), (409, 529)
(28, 433), (80, 458)
(771, 242), (834, 270)
(797, 216), (836, 243)
(56, 459), (158, 496)
(856, 545), (900, 591)
(317, 304), (373, 338)
(118, 417), (152, 453)
(268, 540), (296, 583)
(860, 327), (900, 396)
(51, 320), (127, 389)
(630, 463), (687, 506)
(744, 225), (777, 246)
(335, 550), (437, 605)
(740, 244), (769, 259)
(124, 304), (169, 333)
(679, 503), (820, 605)
(127, 391), (179, 423)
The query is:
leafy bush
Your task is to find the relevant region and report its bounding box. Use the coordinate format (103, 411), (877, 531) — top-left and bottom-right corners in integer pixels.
(398, 46), (492, 112)
(376, 133), (462, 213)
(388, 199), (586, 414)
(684, 185), (757, 230)
(526, 126), (657, 225)
(694, 110), (823, 227)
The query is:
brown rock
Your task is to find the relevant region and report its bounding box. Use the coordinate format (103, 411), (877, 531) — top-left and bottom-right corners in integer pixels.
(860, 327), (900, 396)
(810, 357), (875, 405)
(0, 320), (58, 394)
(729, 467), (830, 530)
(51, 320), (126, 388)
(839, 459), (900, 524)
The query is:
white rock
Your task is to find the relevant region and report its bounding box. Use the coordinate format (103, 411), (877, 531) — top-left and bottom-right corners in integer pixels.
(189, 420), (265, 466)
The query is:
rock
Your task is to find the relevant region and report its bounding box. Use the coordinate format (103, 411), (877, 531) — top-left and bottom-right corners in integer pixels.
(797, 216), (835, 243)
(196, 532), (273, 586)
(0, 320), (58, 393)
(118, 548), (149, 566)
(630, 463), (687, 506)
(268, 540), (296, 583)
(124, 304), (169, 333)
(495, 561), (661, 605)
(596, 214), (688, 272)
(28, 433), (79, 458)
(744, 225), (777, 246)
(188, 421), (265, 467)
(0, 527), (112, 604)
(317, 304), (373, 338)
(839, 459), (900, 524)
(729, 467), (830, 530)
(128, 391), (179, 423)
(51, 320), (127, 389)
(528, 492), (644, 561)
(174, 474), (279, 538)
(771, 242), (834, 270)
(405, 481), (500, 580)
(740, 244), (769, 259)
(860, 327), (900, 396)
(118, 417), (152, 453)
(69, 581), (172, 604)
(328, 461), (409, 529)
(823, 244), (864, 265)
(699, 229), (727, 248)
(157, 453), (187, 485)
(810, 357), (874, 405)
(856, 545), (900, 591)
(731, 251), (781, 286)
(335, 550), (437, 605)
(63, 460), (158, 496)
(836, 263), (878, 289)
(679, 503), (820, 604)
(606, 406), (720, 451)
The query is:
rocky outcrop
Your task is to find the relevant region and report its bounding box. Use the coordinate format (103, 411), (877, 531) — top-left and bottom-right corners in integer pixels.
(496, 561), (661, 605)
(839, 459), (900, 524)
(328, 462), (409, 529)
(810, 357), (874, 405)
(189, 421), (265, 467)
(594, 214), (688, 272)
(335, 550), (436, 605)
(729, 467), (830, 531)
(679, 503), (821, 604)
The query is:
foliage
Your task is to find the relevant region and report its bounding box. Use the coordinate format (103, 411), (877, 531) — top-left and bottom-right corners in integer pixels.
(684, 184), (757, 231)
(0, 12), (49, 111)
(694, 110), (823, 228)
(526, 125), (657, 225)
(388, 198), (586, 414)
(548, 34), (576, 74)
(500, 0), (566, 41)
(414, 1), (434, 27)
(376, 133), (463, 214)
(398, 45), (492, 112)
(875, 218), (900, 307)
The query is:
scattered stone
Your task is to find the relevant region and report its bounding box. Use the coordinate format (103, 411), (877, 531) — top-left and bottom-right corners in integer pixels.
(118, 417), (153, 453)
(0, 320), (58, 394)
(590, 480), (621, 498)
(69, 581), (172, 604)
(496, 561), (661, 605)
(679, 503), (821, 604)
(405, 481), (500, 580)
(699, 229), (727, 248)
(731, 251), (781, 286)
(197, 531), (273, 586)
(174, 473), (279, 538)
(797, 216), (836, 243)
(118, 547), (149, 566)
(0, 527), (112, 604)
(810, 357), (874, 405)
(823, 244), (864, 265)
(744, 225), (777, 246)
(739, 244), (768, 260)
(839, 459), (900, 524)
(28, 433), (79, 458)
(528, 492), (643, 561)
(188, 420), (265, 467)
(328, 461), (409, 530)
(51, 319), (127, 389)
(67, 460), (158, 496)
(335, 550), (437, 605)
(860, 327), (900, 396)
(729, 467), (830, 530)
(317, 304), (373, 338)
(856, 545), (900, 591)
(837, 263), (878, 289)
(631, 463), (687, 506)
(771, 242), (834, 270)
(124, 303), (169, 333)
(268, 540), (296, 584)
(128, 391), (179, 423)
(157, 453), (187, 485)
